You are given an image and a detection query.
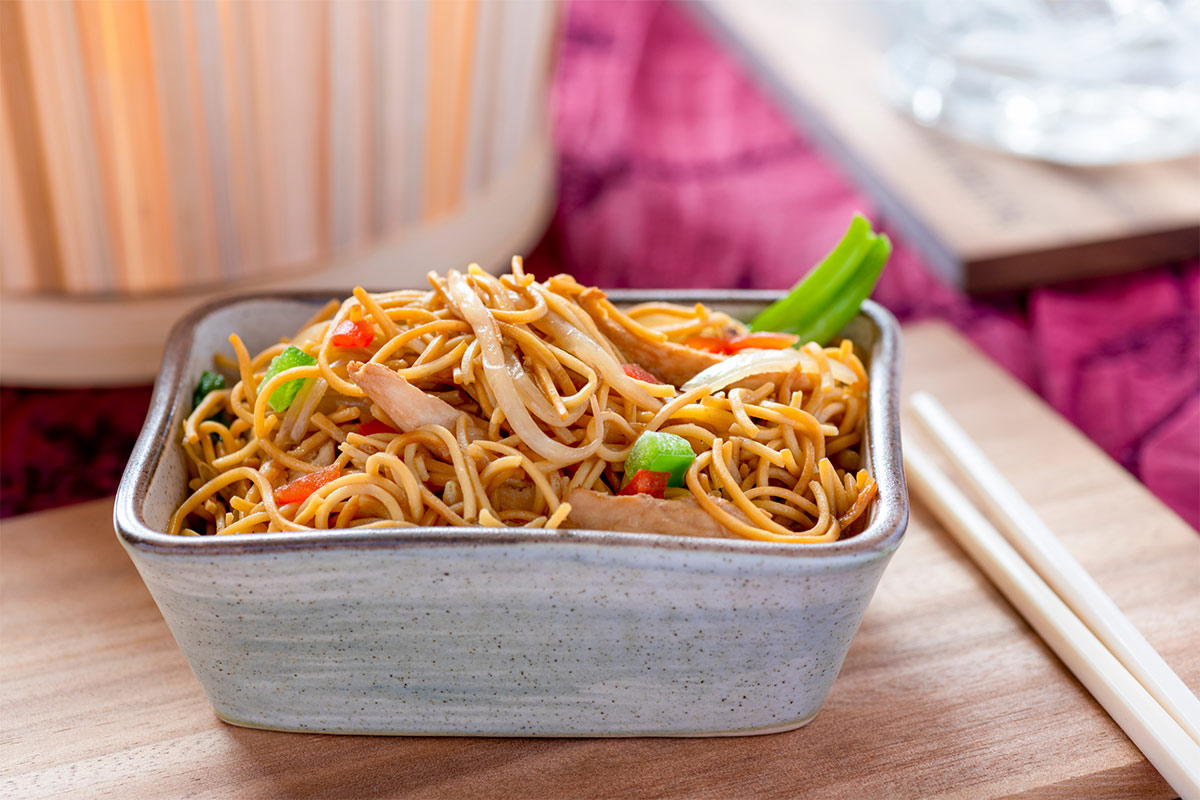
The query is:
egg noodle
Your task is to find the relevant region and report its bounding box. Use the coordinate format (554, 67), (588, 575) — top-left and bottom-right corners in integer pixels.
(172, 260), (877, 542)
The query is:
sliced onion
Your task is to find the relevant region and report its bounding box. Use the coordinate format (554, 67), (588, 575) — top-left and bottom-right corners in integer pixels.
(680, 348), (856, 393)
(447, 270), (600, 466)
(505, 348), (587, 427)
(534, 311), (661, 411)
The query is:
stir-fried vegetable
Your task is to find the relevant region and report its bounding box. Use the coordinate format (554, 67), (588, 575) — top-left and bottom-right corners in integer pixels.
(617, 469), (670, 499)
(725, 332), (799, 352)
(621, 363), (663, 384)
(448, 270), (605, 465)
(191, 370), (226, 411)
(357, 419), (398, 436)
(684, 332), (799, 355)
(274, 463), (341, 505)
(538, 306), (660, 411)
(749, 213), (891, 345)
(330, 318), (375, 348)
(795, 234), (891, 346)
(680, 347), (857, 393)
(191, 370), (230, 432)
(624, 431), (696, 488)
(263, 346), (317, 413)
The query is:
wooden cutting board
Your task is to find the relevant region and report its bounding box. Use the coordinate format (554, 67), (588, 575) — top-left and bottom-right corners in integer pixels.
(2, 322), (1198, 799)
(695, 2), (1200, 293)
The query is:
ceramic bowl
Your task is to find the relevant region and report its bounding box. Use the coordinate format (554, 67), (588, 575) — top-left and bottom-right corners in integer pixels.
(114, 290), (908, 736)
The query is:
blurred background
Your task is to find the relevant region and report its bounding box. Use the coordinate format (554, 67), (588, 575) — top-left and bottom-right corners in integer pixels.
(2, 0), (1197, 527)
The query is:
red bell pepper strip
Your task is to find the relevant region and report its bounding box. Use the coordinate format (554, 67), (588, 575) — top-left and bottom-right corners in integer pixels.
(683, 336), (733, 355)
(616, 469), (670, 499)
(330, 318), (375, 348)
(358, 419), (398, 436)
(685, 332), (800, 355)
(274, 464), (341, 505)
(621, 363), (663, 384)
(725, 332), (799, 352)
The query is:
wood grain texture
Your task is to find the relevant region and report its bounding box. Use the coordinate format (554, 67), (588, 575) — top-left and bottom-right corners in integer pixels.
(2, 322), (1197, 799)
(696, 1), (1200, 293)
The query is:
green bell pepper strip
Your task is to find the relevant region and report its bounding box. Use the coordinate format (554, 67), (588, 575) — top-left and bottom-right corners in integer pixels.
(749, 214), (873, 336)
(791, 234), (892, 347)
(263, 346), (317, 413)
(644, 454), (695, 487)
(623, 431), (696, 488)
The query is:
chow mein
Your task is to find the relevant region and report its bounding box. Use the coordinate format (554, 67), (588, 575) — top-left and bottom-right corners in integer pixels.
(172, 260), (878, 543)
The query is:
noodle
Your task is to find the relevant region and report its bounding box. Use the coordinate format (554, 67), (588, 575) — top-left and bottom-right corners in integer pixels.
(172, 265), (878, 541)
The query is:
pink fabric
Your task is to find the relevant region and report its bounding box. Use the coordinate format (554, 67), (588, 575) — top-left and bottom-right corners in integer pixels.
(2, 0), (1195, 529)
(543, 0), (1200, 529)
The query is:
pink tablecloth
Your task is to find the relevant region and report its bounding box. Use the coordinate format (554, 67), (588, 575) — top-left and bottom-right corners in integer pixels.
(534, 0), (1200, 529)
(2, 0), (1197, 529)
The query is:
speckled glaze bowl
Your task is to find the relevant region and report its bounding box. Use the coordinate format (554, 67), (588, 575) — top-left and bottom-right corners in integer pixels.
(115, 290), (907, 736)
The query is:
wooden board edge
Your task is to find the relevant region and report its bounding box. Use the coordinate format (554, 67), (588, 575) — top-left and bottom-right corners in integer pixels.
(690, 2), (1200, 294)
(965, 223), (1200, 293)
(688, 1), (968, 290)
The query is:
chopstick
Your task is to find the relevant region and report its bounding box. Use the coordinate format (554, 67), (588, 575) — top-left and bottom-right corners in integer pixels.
(910, 391), (1200, 748)
(904, 441), (1200, 800)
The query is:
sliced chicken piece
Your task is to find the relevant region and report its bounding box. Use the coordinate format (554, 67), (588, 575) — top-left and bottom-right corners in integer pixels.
(348, 361), (481, 437)
(565, 487), (749, 539)
(577, 288), (723, 387)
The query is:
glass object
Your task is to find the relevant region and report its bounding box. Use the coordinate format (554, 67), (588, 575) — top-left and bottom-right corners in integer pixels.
(878, 0), (1200, 165)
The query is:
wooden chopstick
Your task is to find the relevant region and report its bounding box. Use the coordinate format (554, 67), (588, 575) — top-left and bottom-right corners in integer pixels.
(910, 391), (1200, 748)
(904, 441), (1200, 800)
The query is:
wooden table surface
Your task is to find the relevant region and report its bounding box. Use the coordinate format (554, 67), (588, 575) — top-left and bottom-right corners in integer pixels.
(3, 322), (1198, 799)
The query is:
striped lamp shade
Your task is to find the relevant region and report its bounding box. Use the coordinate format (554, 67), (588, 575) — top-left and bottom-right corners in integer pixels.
(0, 0), (557, 383)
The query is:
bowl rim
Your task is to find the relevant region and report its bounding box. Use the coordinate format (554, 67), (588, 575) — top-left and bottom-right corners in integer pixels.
(115, 289), (907, 560)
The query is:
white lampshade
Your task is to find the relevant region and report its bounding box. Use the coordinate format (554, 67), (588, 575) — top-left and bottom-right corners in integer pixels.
(0, 0), (558, 384)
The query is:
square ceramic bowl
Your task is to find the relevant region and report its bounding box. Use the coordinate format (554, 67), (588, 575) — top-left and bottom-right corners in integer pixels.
(115, 290), (907, 737)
